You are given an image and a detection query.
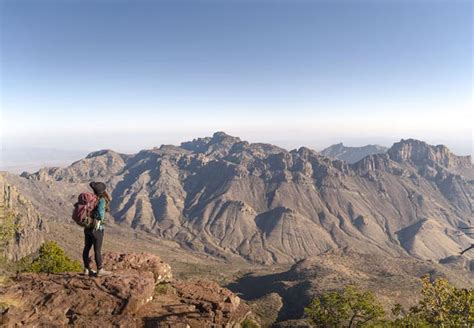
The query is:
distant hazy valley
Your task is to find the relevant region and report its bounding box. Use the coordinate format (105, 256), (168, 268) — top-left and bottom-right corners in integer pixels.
(0, 147), (90, 174)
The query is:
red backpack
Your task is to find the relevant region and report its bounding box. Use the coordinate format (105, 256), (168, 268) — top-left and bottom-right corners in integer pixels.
(72, 192), (98, 228)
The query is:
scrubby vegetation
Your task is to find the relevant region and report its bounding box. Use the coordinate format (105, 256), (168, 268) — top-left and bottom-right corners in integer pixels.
(154, 282), (171, 295)
(388, 276), (473, 327)
(0, 206), (18, 248)
(241, 317), (260, 328)
(304, 285), (385, 327)
(24, 241), (82, 274)
(305, 276), (473, 327)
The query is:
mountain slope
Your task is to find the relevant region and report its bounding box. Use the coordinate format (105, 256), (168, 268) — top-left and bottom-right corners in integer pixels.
(14, 133), (474, 264)
(228, 249), (474, 322)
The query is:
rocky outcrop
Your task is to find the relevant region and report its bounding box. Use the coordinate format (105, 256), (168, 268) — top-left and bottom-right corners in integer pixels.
(168, 280), (251, 326)
(0, 271), (156, 326)
(0, 173), (47, 260)
(0, 253), (251, 327)
(388, 139), (471, 169)
(103, 252), (173, 284)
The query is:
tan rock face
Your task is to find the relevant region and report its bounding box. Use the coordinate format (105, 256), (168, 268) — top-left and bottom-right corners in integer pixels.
(388, 138), (472, 169)
(103, 251), (173, 284)
(0, 174), (47, 260)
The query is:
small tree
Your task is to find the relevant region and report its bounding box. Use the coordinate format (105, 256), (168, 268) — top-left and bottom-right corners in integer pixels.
(396, 276), (473, 327)
(304, 285), (385, 327)
(28, 241), (82, 273)
(389, 303), (431, 327)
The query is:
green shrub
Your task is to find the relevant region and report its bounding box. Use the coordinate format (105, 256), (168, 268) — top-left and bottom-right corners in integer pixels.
(304, 277), (473, 328)
(305, 285), (385, 327)
(241, 317), (260, 328)
(0, 207), (18, 247)
(13, 255), (34, 273)
(391, 276), (473, 327)
(154, 282), (170, 295)
(27, 241), (82, 273)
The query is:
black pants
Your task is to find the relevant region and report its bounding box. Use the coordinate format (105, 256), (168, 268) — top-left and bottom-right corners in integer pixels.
(83, 228), (104, 270)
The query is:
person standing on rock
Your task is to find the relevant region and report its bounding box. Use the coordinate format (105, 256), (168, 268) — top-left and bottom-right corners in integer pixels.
(83, 182), (112, 276)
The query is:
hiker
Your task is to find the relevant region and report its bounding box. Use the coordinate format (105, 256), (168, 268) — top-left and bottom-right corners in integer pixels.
(82, 181), (112, 276)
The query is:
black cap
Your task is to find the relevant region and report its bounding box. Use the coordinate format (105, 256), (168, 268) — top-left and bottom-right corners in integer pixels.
(89, 181), (106, 195)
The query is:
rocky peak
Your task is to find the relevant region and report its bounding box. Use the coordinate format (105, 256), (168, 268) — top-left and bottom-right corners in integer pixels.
(85, 149), (117, 159)
(180, 137), (212, 152)
(22, 148), (128, 183)
(388, 139), (471, 169)
(85, 149), (131, 165)
(330, 142), (345, 151)
(180, 132), (242, 157)
(211, 131), (241, 144)
(295, 146), (314, 155)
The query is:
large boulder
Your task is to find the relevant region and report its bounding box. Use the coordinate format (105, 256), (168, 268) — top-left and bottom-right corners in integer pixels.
(172, 280), (248, 325)
(140, 279), (252, 327)
(103, 252), (172, 284)
(0, 271), (155, 327)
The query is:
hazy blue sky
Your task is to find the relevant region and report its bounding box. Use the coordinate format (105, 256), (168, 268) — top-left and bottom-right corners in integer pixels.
(1, 0), (472, 155)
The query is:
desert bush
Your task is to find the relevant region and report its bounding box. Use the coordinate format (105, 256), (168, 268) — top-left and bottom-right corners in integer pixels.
(13, 254), (34, 273)
(390, 276), (473, 327)
(305, 277), (473, 328)
(241, 317), (260, 328)
(26, 241), (82, 273)
(154, 282), (171, 295)
(380, 303), (431, 328)
(304, 285), (385, 327)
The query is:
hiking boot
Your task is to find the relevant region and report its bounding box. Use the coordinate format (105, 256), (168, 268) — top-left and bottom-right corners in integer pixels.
(83, 268), (96, 276)
(96, 268), (112, 276)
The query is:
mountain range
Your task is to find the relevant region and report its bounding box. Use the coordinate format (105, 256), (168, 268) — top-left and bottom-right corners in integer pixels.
(4, 132), (472, 266)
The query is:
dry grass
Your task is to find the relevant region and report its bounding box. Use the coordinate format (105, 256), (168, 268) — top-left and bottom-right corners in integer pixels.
(0, 275), (10, 286)
(0, 295), (22, 309)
